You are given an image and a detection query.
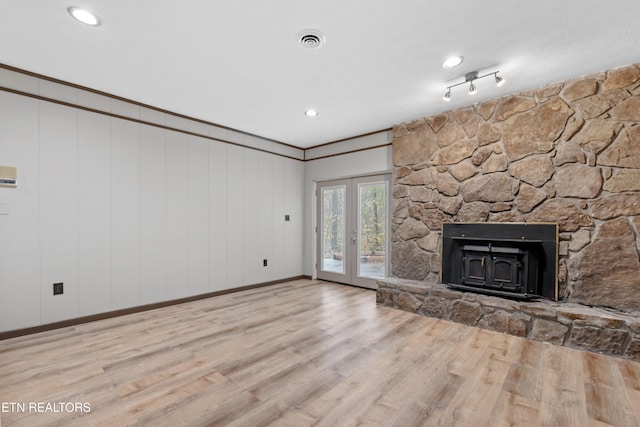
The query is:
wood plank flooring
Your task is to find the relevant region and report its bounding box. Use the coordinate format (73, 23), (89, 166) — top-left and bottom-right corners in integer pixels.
(2, 279), (640, 426)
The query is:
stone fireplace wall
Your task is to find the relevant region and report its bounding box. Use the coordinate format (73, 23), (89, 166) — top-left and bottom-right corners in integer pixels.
(392, 63), (640, 312)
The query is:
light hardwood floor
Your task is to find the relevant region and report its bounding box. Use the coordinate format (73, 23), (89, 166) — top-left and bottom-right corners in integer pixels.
(1, 279), (640, 426)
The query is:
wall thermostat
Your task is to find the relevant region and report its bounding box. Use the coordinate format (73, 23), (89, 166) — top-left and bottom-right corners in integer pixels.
(0, 166), (17, 187)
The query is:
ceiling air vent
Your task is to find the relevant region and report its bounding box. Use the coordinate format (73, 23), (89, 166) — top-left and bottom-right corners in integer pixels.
(296, 30), (326, 49)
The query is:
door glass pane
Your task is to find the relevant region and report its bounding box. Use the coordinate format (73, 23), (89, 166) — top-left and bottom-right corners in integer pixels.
(358, 181), (387, 279)
(321, 186), (345, 274)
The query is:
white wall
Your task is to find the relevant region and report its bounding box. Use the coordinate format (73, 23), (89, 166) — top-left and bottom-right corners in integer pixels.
(0, 72), (305, 333)
(0, 66), (390, 333)
(303, 135), (393, 277)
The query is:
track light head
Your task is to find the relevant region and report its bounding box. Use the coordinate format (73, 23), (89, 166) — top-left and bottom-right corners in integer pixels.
(468, 82), (477, 95)
(495, 73), (506, 87)
(443, 89), (451, 101)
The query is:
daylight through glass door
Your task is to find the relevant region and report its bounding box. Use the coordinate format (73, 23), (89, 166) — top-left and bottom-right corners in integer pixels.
(321, 185), (345, 275)
(357, 181), (387, 281)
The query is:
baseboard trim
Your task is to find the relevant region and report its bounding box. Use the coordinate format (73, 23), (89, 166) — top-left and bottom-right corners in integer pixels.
(0, 275), (311, 341)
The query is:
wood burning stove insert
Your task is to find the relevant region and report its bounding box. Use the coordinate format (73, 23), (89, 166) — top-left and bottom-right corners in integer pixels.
(442, 223), (558, 300)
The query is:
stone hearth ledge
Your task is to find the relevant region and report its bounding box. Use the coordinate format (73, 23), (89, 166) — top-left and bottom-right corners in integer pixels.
(377, 277), (640, 361)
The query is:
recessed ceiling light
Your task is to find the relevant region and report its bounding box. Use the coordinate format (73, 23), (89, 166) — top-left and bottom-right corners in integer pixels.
(68, 6), (101, 26)
(305, 109), (318, 117)
(442, 56), (464, 69)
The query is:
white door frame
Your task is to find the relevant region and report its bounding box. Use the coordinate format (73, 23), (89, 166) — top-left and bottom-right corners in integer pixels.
(316, 174), (390, 289)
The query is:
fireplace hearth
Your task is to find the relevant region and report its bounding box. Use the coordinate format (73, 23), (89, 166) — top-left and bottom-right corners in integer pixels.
(442, 223), (558, 300)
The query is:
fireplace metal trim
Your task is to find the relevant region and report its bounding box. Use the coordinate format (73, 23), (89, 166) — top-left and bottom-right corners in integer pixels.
(446, 283), (540, 300)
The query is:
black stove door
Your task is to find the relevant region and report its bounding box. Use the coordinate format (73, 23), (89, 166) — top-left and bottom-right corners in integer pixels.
(488, 255), (522, 292)
(462, 252), (487, 287)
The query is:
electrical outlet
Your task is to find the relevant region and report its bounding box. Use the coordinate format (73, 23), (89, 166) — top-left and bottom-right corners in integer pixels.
(53, 282), (64, 295)
(285, 215), (290, 221)
(263, 259), (268, 267)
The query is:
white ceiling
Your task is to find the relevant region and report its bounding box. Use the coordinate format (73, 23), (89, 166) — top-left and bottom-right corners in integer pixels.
(1, 1), (640, 148)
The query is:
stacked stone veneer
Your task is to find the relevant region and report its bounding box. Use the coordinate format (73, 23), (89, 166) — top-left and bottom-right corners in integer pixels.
(383, 63), (640, 358)
(391, 63), (640, 311)
(377, 278), (640, 360)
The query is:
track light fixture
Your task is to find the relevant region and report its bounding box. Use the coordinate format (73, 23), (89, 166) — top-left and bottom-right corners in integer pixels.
(443, 71), (505, 101)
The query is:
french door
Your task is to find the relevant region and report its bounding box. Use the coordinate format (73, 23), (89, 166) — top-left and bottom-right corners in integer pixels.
(316, 175), (390, 289)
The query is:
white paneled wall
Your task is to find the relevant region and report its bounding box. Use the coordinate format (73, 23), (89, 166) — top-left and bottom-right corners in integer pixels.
(166, 130), (190, 300)
(242, 149), (260, 285)
(188, 137), (210, 296)
(285, 160), (304, 278)
(226, 146), (244, 288)
(208, 142), (229, 291)
(39, 103), (80, 324)
(140, 124), (167, 304)
(78, 110), (112, 316)
(0, 89), (304, 333)
(0, 93), (40, 329)
(272, 156), (286, 280)
(259, 152), (274, 283)
(110, 119), (141, 309)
